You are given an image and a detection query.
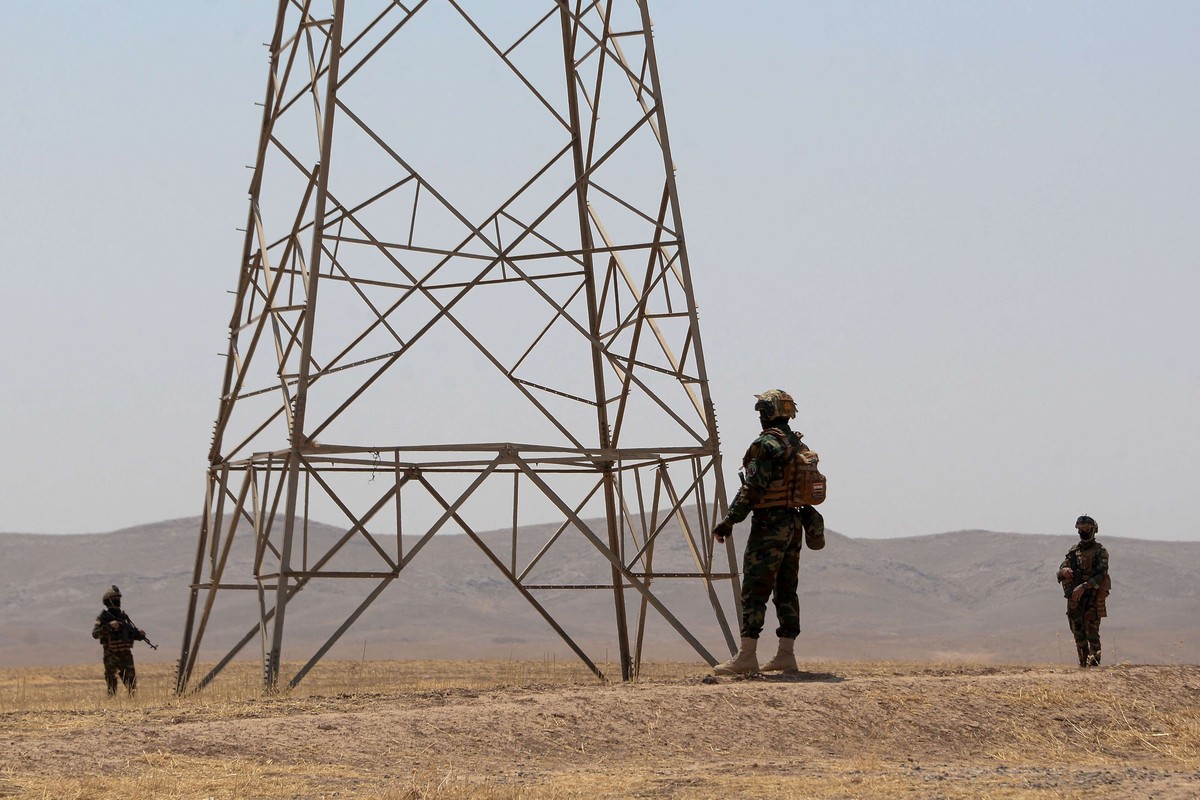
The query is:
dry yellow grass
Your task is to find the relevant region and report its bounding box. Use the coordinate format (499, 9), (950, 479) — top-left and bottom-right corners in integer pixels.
(1, 660), (1197, 799)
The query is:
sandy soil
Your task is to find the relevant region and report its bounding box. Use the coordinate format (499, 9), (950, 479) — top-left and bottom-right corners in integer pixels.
(1, 661), (1198, 798)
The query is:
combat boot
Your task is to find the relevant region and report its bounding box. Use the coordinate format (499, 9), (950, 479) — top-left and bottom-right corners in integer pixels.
(760, 637), (798, 672)
(1087, 648), (1101, 667)
(713, 637), (759, 676)
(1076, 644), (1089, 668)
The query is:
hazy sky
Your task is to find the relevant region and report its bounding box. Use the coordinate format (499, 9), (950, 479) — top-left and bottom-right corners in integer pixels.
(1, 2), (1197, 540)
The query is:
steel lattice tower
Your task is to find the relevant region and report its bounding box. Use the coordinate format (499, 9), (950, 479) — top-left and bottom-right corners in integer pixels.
(177, 0), (739, 693)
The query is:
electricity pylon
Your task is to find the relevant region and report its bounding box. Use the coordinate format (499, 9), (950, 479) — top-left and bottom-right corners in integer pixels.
(176, 0), (739, 693)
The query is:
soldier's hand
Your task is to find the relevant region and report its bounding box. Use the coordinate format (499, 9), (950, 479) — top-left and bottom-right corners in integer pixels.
(1058, 567), (1073, 582)
(712, 519), (734, 543)
(1070, 584), (1087, 602)
(109, 620), (121, 630)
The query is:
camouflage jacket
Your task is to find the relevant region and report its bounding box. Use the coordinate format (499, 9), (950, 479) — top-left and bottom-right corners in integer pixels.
(1058, 540), (1109, 595)
(727, 424), (809, 523)
(92, 608), (143, 653)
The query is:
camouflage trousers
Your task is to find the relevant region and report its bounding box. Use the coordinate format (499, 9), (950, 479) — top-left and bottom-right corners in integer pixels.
(739, 507), (803, 640)
(103, 649), (137, 695)
(1066, 604), (1101, 667)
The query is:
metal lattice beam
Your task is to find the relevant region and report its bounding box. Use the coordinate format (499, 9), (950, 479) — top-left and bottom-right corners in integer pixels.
(177, 0), (739, 693)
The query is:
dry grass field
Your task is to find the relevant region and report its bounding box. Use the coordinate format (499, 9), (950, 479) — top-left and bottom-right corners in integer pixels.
(1, 658), (1197, 799)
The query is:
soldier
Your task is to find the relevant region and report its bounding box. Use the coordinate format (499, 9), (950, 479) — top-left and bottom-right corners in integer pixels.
(711, 389), (824, 676)
(1057, 515), (1110, 668)
(91, 585), (146, 695)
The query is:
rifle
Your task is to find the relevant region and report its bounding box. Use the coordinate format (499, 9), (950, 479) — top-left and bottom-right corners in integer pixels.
(1067, 550), (1094, 617)
(108, 609), (158, 650)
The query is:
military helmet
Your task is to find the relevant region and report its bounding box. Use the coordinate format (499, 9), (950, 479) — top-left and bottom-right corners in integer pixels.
(1075, 515), (1098, 538)
(102, 585), (121, 608)
(754, 389), (797, 421)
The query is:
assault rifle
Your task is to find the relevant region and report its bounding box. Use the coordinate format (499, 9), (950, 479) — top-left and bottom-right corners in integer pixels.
(1067, 551), (1094, 617)
(109, 610), (158, 650)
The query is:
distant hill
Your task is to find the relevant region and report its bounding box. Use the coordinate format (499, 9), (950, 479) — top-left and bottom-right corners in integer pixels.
(2, 516), (1196, 668)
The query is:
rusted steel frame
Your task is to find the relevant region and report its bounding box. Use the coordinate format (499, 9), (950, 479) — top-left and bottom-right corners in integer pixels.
(319, 243), (408, 350)
(617, 464), (648, 556)
(266, 0), (421, 121)
(692, 454), (713, 568)
(566, 8), (643, 92)
(591, 196), (702, 418)
(632, 469), (656, 677)
(591, 0), (662, 145)
(579, 0), (614, 180)
(622, 457), (715, 569)
(300, 458), (399, 570)
(264, 174), (415, 253)
(301, 5), (332, 160)
(222, 406), (287, 464)
(560, 2), (631, 680)
(510, 472), (519, 574)
(659, 463), (737, 652)
(515, 478), (604, 582)
(333, 1), (429, 90)
(310, 92), (661, 398)
(632, 459), (665, 675)
(511, 378), (595, 407)
(315, 237), (672, 263)
(307, 443), (714, 460)
(260, 570), (397, 580)
(245, 262), (584, 294)
(181, 468), (255, 689)
(215, 150), (320, 445)
(605, 189), (673, 446)
(633, 0), (735, 621)
(209, 0), (294, 464)
(268, 0), (346, 690)
(394, 458), (404, 564)
(498, 208), (587, 267)
(508, 280), (588, 376)
(332, 96), (574, 267)
(447, 0), (570, 130)
(603, 364), (707, 445)
(297, 209), (587, 452)
(255, 456), (285, 570)
(589, 181), (675, 236)
(263, 189), (324, 418)
(299, 214), (585, 449)
(514, 453), (717, 667)
(566, 3), (650, 96)
(474, 104), (670, 302)
(176, 466), (223, 693)
(188, 466), (419, 692)
(417, 470), (606, 681)
(289, 574), (395, 687)
(502, 4), (557, 58)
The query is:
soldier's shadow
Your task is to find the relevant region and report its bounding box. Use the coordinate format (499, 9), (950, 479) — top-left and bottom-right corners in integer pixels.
(758, 670), (843, 683)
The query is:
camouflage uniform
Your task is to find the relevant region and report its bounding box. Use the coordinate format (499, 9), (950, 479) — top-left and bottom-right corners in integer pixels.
(726, 422), (821, 640)
(92, 605), (143, 694)
(1058, 539), (1109, 667)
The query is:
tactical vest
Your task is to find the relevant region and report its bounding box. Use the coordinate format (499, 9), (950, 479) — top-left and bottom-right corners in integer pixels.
(97, 610), (135, 653)
(748, 428), (827, 509)
(1067, 542), (1111, 618)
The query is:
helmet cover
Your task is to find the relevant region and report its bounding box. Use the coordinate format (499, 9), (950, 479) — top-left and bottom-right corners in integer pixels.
(754, 389), (797, 421)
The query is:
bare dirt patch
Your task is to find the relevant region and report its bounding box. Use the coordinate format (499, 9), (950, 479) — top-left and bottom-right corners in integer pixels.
(1, 660), (1197, 798)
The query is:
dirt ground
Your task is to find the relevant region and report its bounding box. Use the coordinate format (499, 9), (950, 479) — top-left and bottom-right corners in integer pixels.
(1, 660), (1197, 799)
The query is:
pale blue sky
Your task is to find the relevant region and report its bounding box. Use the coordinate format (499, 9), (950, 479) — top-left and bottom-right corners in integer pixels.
(1, 2), (1197, 539)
